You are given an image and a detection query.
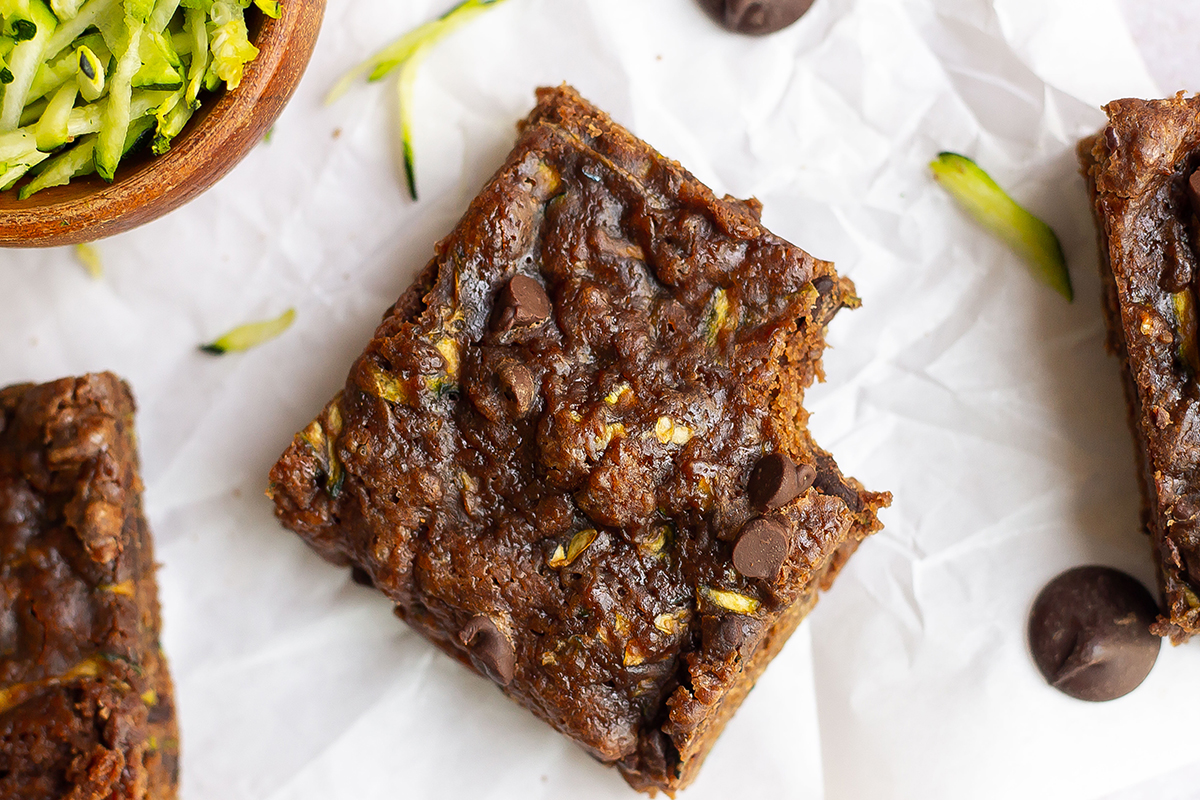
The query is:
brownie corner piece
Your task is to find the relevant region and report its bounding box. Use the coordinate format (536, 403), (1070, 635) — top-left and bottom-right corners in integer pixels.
(270, 84), (889, 793)
(1079, 93), (1200, 644)
(0, 373), (179, 800)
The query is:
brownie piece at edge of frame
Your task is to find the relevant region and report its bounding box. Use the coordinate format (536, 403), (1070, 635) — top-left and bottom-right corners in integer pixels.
(269, 84), (890, 794)
(1079, 92), (1200, 644)
(0, 373), (180, 800)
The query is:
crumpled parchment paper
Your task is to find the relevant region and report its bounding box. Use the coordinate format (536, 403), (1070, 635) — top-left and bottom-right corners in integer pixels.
(2, 0), (1195, 797)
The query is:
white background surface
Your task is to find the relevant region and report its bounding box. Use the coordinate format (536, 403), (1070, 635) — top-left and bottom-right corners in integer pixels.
(2, 0), (1199, 798)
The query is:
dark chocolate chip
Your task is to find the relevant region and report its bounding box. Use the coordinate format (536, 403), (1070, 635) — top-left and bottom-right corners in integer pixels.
(812, 275), (835, 296)
(497, 361), (536, 417)
(795, 462), (816, 494)
(493, 275), (551, 332)
(812, 451), (862, 512)
(748, 453), (799, 510)
(638, 729), (672, 781)
(146, 693), (174, 724)
(1188, 169), (1200, 220)
(697, 0), (815, 35)
(703, 612), (762, 655)
(732, 517), (789, 580)
(350, 566), (374, 587)
(1183, 550), (1200, 591)
(748, 453), (814, 510)
(1105, 125), (1119, 153)
(161, 752), (180, 782)
(1028, 566), (1161, 702)
(459, 614), (516, 686)
(1160, 232), (1193, 293)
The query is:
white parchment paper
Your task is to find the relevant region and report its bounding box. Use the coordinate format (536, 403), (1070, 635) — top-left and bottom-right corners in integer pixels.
(1, 0), (1196, 797)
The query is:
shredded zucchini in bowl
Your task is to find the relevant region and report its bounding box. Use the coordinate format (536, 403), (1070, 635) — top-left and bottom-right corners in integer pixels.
(0, 0), (278, 197)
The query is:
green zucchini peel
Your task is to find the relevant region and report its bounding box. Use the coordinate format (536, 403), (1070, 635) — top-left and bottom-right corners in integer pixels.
(930, 152), (1073, 301)
(326, 0), (508, 201)
(200, 308), (296, 355)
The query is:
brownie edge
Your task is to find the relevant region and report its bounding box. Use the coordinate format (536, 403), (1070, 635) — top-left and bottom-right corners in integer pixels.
(270, 85), (889, 793)
(1079, 92), (1200, 643)
(0, 373), (179, 799)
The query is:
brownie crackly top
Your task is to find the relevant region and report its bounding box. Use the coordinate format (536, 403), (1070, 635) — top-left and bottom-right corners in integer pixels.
(271, 85), (887, 790)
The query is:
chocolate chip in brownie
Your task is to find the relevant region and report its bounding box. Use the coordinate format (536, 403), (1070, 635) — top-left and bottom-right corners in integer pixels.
(732, 517), (788, 580)
(748, 453), (813, 510)
(638, 729), (673, 782)
(1188, 169), (1200, 220)
(696, 0), (815, 35)
(812, 451), (862, 512)
(812, 275), (835, 296)
(459, 615), (516, 685)
(1028, 566), (1161, 702)
(493, 275), (551, 332)
(497, 361), (537, 418)
(702, 613), (762, 656)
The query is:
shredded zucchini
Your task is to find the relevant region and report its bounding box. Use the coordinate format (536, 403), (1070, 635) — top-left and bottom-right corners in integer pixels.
(200, 308), (296, 354)
(930, 152), (1072, 301)
(325, 0), (508, 201)
(0, 0), (275, 194)
(74, 242), (103, 277)
(1, 0), (56, 131)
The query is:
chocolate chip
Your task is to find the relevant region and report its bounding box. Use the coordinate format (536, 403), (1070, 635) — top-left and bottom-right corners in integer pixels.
(795, 463), (816, 494)
(702, 612), (762, 655)
(161, 752), (180, 782)
(748, 453), (813, 510)
(732, 517), (789, 580)
(1028, 566), (1161, 702)
(812, 451), (862, 512)
(1188, 169), (1200, 220)
(1105, 125), (1119, 153)
(459, 614), (516, 685)
(493, 275), (551, 332)
(147, 693), (174, 724)
(638, 729), (673, 781)
(748, 453), (798, 509)
(350, 566), (374, 587)
(812, 275), (835, 296)
(697, 0), (815, 35)
(497, 361), (536, 417)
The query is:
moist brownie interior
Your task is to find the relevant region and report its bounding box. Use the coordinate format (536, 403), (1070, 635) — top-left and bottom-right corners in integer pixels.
(1080, 93), (1200, 644)
(0, 373), (179, 799)
(270, 85), (888, 793)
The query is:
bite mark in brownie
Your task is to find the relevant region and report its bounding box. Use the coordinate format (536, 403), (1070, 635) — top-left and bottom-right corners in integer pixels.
(1079, 92), (1200, 644)
(270, 85), (889, 793)
(0, 373), (179, 799)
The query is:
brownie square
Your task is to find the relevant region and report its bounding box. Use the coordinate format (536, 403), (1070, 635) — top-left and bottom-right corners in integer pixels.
(1080, 93), (1200, 644)
(270, 85), (889, 792)
(0, 374), (179, 799)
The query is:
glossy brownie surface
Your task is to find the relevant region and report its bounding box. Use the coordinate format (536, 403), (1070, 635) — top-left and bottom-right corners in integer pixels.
(271, 85), (888, 792)
(1081, 93), (1200, 643)
(0, 373), (178, 799)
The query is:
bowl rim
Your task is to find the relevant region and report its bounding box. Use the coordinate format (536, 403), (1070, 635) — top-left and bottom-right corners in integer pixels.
(0, 0), (326, 248)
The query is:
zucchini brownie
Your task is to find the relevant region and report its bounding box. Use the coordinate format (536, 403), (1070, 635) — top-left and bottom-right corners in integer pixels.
(270, 85), (889, 793)
(0, 374), (179, 799)
(1080, 93), (1200, 644)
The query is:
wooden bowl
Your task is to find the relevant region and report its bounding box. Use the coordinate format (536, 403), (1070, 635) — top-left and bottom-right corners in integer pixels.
(0, 0), (325, 248)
